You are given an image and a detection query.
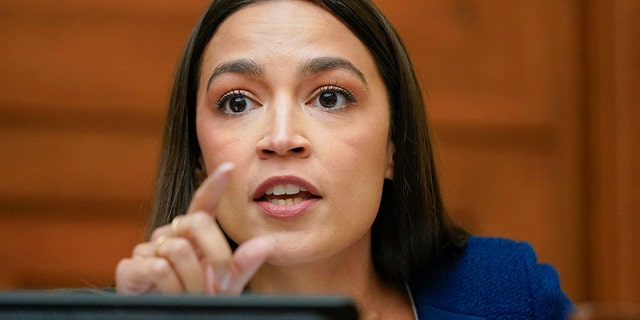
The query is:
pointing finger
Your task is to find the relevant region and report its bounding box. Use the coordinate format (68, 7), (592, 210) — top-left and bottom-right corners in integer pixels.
(187, 162), (234, 215)
(174, 211), (233, 272)
(225, 236), (275, 294)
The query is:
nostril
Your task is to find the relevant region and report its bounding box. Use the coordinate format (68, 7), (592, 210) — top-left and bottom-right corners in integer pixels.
(256, 137), (310, 158)
(258, 146), (307, 158)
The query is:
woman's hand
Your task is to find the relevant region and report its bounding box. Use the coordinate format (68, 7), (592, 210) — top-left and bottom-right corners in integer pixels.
(115, 163), (274, 295)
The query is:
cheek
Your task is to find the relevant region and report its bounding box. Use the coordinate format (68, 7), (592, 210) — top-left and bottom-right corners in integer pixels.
(196, 111), (250, 172)
(330, 118), (390, 170)
(198, 133), (242, 170)
(320, 116), (390, 203)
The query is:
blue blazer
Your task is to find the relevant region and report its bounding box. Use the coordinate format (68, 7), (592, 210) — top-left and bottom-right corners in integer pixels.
(409, 237), (574, 319)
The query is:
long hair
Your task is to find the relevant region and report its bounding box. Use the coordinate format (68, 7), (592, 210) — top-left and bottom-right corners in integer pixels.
(148, 0), (469, 289)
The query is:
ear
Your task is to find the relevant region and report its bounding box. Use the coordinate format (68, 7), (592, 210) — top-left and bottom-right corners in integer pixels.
(385, 141), (395, 180)
(194, 155), (208, 186)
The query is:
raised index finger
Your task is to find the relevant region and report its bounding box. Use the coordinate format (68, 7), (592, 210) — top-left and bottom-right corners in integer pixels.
(187, 162), (235, 215)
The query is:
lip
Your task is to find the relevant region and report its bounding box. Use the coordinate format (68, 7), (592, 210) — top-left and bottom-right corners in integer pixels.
(253, 175), (321, 219)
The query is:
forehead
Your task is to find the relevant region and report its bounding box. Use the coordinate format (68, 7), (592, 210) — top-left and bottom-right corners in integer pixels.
(200, 0), (377, 76)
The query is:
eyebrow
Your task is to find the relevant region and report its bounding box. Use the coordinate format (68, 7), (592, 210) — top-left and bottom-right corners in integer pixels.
(207, 59), (264, 90)
(206, 56), (367, 89)
(299, 57), (367, 85)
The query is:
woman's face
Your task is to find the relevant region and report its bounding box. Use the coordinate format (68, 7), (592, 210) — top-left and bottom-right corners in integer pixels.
(196, 0), (394, 266)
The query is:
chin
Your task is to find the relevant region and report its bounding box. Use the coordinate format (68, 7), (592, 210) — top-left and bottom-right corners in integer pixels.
(264, 234), (334, 267)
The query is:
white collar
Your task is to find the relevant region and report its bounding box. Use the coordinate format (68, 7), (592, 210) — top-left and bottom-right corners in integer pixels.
(405, 282), (419, 320)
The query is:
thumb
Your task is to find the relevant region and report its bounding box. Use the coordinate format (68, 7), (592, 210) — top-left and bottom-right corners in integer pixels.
(225, 236), (275, 294)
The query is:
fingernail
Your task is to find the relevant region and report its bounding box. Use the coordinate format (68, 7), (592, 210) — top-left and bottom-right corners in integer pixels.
(218, 273), (231, 292)
(205, 265), (215, 294)
(216, 162), (235, 174)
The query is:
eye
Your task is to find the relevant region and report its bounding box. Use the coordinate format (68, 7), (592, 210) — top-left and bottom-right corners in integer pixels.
(215, 90), (257, 115)
(310, 86), (356, 110)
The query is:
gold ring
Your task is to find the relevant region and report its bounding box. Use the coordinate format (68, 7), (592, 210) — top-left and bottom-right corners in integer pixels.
(154, 235), (170, 256)
(171, 215), (183, 235)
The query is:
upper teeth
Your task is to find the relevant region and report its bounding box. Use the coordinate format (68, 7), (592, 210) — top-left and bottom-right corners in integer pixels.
(265, 184), (307, 196)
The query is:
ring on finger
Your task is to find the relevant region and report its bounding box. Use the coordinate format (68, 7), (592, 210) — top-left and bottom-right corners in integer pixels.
(171, 215), (183, 235)
(154, 235), (170, 256)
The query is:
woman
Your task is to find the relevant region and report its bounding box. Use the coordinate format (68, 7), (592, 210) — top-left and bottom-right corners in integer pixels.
(116, 0), (573, 318)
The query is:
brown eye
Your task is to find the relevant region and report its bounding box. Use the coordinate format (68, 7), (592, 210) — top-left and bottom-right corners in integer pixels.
(319, 91), (338, 108)
(216, 90), (257, 115)
(228, 96), (247, 113)
(311, 86), (356, 110)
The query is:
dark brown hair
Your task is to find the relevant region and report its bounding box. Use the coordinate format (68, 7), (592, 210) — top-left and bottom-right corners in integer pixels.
(148, 0), (468, 289)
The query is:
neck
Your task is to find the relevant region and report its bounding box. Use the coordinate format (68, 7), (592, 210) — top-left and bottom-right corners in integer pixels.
(247, 235), (414, 319)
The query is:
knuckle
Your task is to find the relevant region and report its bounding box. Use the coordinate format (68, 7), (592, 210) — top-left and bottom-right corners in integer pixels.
(115, 259), (132, 278)
(167, 238), (192, 259)
(150, 259), (173, 279)
(193, 188), (205, 199)
(190, 211), (213, 228)
(132, 243), (149, 257)
(150, 228), (164, 241)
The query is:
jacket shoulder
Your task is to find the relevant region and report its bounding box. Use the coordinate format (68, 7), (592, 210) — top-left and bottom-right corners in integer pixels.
(410, 236), (573, 319)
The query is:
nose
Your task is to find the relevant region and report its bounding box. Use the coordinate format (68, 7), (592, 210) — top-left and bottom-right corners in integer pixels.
(255, 101), (311, 159)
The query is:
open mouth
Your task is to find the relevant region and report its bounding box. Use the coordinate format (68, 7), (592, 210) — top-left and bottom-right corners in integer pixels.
(255, 184), (319, 206)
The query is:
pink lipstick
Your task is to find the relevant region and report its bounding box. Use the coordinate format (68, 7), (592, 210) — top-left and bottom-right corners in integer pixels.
(253, 176), (321, 219)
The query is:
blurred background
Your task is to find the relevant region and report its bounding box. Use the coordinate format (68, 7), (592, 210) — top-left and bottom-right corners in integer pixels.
(0, 0), (638, 305)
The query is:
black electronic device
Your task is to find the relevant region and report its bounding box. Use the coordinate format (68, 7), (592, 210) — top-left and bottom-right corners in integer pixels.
(0, 290), (358, 320)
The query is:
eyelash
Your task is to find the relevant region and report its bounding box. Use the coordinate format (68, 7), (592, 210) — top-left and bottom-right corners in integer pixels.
(315, 85), (356, 102)
(213, 84), (357, 115)
(310, 85), (357, 111)
(215, 89), (243, 107)
(214, 89), (253, 116)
